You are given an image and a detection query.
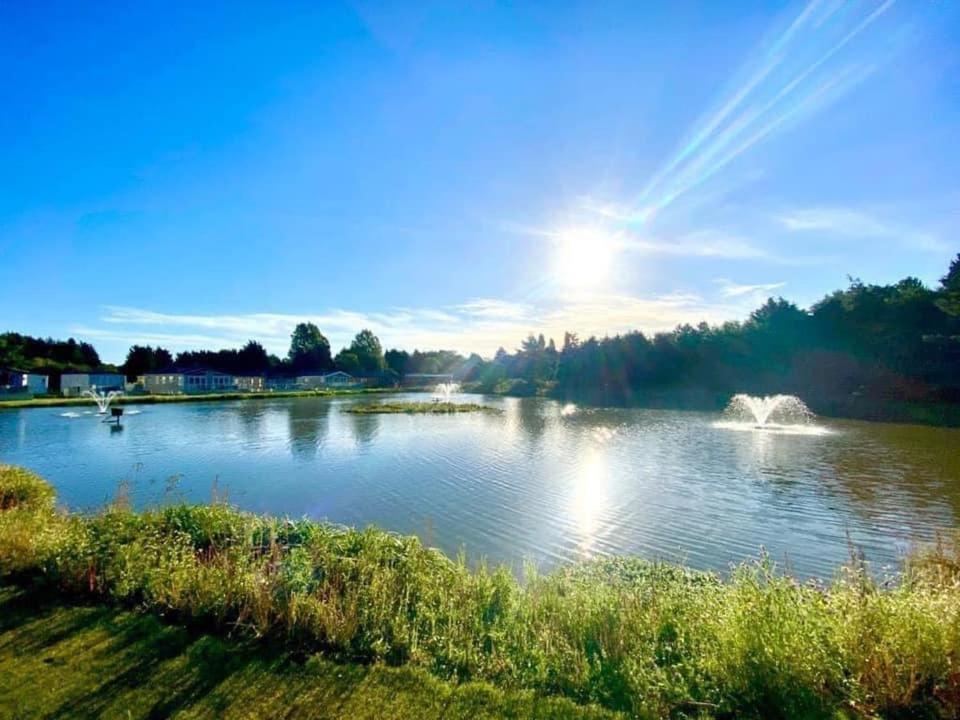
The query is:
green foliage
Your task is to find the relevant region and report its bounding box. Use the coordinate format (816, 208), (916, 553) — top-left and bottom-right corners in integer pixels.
(122, 344), (173, 380)
(334, 349), (361, 373)
(348, 329), (386, 372)
(175, 340), (272, 376)
(937, 253), (960, 316)
(0, 332), (101, 373)
(3, 466), (960, 718)
(289, 322), (333, 372)
(0, 465), (55, 511)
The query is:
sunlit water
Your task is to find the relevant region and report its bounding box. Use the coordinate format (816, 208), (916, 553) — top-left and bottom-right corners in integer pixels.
(2, 393), (958, 578)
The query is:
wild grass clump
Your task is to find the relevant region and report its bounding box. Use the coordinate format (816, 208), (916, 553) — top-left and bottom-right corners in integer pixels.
(0, 465), (55, 511)
(2, 465), (959, 718)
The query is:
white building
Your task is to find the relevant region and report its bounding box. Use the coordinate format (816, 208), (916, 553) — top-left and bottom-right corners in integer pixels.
(61, 372), (126, 397)
(235, 375), (266, 392)
(295, 371), (354, 389)
(143, 368), (236, 395)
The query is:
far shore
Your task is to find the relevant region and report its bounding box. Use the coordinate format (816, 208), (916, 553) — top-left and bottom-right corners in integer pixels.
(0, 387), (399, 410)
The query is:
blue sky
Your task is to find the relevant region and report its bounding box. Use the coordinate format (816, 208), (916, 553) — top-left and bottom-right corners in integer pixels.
(1, 0), (957, 363)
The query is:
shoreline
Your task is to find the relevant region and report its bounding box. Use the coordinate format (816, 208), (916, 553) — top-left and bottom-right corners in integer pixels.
(0, 387), (398, 410)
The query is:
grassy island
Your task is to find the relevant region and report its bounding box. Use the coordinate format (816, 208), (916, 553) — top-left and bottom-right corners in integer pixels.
(345, 401), (499, 414)
(2, 464), (959, 719)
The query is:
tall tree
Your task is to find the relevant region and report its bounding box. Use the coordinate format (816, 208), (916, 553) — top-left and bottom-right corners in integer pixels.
(348, 329), (385, 372)
(385, 349), (410, 376)
(334, 350), (361, 373)
(237, 340), (270, 373)
(937, 253), (960, 316)
(288, 323), (332, 372)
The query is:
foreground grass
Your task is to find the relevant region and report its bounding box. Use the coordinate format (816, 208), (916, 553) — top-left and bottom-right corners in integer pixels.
(345, 401), (499, 414)
(0, 586), (615, 720)
(0, 387), (396, 410)
(2, 465), (959, 718)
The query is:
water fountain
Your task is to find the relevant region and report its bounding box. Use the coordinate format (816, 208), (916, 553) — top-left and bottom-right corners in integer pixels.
(433, 382), (460, 401)
(715, 393), (827, 435)
(83, 387), (122, 415)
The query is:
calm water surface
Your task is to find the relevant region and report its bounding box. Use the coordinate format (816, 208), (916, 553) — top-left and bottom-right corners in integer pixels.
(2, 393), (958, 578)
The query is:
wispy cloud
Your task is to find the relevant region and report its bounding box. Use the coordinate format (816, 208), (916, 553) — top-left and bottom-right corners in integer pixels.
(624, 230), (770, 260)
(778, 206), (950, 252)
(75, 290), (770, 363)
(455, 298), (533, 320)
(715, 278), (787, 298)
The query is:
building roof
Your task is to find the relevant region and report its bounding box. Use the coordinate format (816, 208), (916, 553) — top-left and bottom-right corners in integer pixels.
(144, 366), (234, 377)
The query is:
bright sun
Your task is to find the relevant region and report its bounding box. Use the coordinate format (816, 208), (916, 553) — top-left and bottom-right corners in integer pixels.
(552, 227), (618, 288)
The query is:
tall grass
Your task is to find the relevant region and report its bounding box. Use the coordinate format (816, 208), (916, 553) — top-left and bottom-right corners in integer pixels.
(2, 464), (958, 718)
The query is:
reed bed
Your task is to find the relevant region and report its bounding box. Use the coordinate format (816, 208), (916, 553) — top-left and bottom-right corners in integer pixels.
(2, 464), (958, 718)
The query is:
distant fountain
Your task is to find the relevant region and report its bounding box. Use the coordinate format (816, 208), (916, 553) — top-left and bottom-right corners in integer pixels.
(83, 387), (121, 415)
(715, 394), (827, 435)
(433, 382), (460, 401)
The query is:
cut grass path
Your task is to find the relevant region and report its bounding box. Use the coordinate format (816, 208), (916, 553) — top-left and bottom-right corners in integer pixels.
(0, 585), (620, 720)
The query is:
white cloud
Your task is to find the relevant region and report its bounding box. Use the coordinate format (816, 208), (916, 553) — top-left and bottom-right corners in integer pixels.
(624, 230), (770, 259)
(455, 298), (533, 320)
(778, 206), (950, 252)
(715, 278), (787, 298)
(76, 290), (769, 363)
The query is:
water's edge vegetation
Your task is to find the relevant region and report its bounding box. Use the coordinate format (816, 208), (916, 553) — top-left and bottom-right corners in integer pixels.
(2, 464), (958, 718)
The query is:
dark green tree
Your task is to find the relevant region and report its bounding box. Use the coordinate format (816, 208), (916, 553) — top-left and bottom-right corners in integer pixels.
(237, 340), (270, 373)
(385, 349), (410, 376)
(334, 350), (361, 374)
(288, 323), (332, 372)
(937, 253), (960, 316)
(122, 345), (173, 380)
(348, 329), (385, 372)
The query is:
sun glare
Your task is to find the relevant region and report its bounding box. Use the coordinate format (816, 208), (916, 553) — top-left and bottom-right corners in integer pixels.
(552, 227), (619, 288)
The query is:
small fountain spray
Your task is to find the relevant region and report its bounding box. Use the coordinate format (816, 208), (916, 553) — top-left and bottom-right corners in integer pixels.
(83, 387), (122, 415)
(433, 382), (460, 402)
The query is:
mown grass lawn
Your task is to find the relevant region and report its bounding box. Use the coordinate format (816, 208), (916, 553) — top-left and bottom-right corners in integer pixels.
(0, 585), (617, 720)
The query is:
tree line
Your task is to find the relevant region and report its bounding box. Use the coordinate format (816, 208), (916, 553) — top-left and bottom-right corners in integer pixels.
(467, 254), (960, 422)
(3, 254), (958, 420)
(117, 326), (480, 382)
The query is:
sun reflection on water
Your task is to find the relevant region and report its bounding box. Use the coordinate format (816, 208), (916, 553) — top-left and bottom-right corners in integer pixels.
(570, 448), (609, 556)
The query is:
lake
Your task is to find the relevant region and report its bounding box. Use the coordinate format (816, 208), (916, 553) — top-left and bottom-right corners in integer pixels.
(2, 393), (958, 579)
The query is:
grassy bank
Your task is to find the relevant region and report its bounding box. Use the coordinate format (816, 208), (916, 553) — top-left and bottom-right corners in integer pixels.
(2, 465), (959, 718)
(0, 585), (615, 719)
(0, 387), (396, 410)
(345, 401), (499, 414)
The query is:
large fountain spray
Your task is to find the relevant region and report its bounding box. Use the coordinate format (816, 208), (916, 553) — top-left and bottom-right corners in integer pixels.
(715, 393), (826, 435)
(83, 388), (121, 414)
